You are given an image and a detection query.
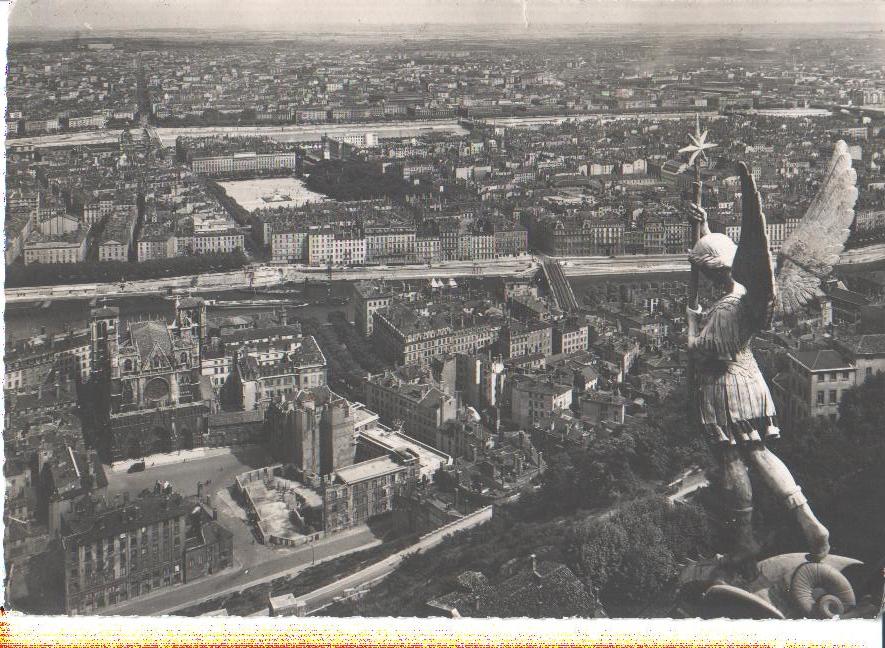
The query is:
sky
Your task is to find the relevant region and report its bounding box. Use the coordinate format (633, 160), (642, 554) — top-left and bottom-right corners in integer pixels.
(8, 0), (885, 32)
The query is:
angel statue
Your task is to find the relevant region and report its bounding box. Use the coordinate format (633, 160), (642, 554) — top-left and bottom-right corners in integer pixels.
(684, 140), (858, 573)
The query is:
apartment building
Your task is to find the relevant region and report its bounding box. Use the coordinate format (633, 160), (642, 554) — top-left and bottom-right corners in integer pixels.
(232, 336), (328, 410)
(271, 227), (310, 263)
(191, 229), (245, 255)
(24, 228), (90, 265)
(553, 319), (590, 355)
(60, 494), (232, 615)
(307, 229), (367, 266)
(363, 371), (457, 447)
(323, 451), (421, 533)
(774, 350), (857, 427)
(499, 321), (553, 359)
(353, 282), (395, 338)
(373, 303), (500, 367)
(511, 378), (573, 429)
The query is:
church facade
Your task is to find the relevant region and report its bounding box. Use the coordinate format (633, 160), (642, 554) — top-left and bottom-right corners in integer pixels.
(89, 298), (211, 461)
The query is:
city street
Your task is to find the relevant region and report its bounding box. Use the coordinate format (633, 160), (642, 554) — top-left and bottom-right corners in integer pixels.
(4, 256), (538, 303)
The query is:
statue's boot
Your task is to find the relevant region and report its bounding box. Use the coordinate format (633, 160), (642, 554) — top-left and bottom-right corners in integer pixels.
(792, 501), (830, 562)
(744, 447), (831, 563)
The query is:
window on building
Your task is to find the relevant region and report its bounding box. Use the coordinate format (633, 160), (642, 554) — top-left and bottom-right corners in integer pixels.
(829, 390), (838, 404)
(817, 374), (825, 382)
(816, 391), (825, 405)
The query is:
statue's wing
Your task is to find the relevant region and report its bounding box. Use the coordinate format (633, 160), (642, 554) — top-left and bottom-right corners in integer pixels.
(732, 162), (775, 332)
(775, 141), (858, 316)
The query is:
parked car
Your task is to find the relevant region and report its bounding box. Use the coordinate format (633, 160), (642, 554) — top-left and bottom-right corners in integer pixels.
(128, 460), (146, 473)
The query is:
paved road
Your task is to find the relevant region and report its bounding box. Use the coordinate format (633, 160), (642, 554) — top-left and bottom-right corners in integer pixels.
(102, 525), (379, 616)
(840, 242), (885, 265)
(4, 257), (537, 304)
(667, 472), (710, 503)
(303, 506), (494, 614)
(298, 476), (714, 615)
(560, 254), (690, 276)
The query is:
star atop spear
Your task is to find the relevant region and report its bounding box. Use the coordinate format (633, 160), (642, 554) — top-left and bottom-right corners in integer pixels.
(680, 115), (717, 312)
(679, 113), (717, 169)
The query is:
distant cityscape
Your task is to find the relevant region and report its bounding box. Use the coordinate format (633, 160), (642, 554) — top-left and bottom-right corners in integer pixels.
(4, 27), (885, 620)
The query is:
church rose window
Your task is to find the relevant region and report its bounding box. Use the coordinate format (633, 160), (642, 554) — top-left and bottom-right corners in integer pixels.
(144, 378), (170, 401)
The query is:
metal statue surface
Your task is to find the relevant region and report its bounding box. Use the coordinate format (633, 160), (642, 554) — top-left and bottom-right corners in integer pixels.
(684, 140), (858, 573)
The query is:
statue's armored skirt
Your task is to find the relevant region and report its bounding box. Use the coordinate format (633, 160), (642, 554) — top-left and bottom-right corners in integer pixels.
(690, 289), (780, 446)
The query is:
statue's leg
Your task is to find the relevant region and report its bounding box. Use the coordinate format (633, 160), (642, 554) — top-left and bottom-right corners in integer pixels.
(743, 444), (830, 562)
(715, 444), (759, 573)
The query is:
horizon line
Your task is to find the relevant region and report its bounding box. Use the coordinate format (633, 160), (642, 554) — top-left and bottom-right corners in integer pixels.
(10, 22), (883, 34)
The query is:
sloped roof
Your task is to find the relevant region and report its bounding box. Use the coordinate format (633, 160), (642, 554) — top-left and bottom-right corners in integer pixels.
(837, 334), (885, 357)
(129, 320), (173, 362)
(789, 349), (852, 372)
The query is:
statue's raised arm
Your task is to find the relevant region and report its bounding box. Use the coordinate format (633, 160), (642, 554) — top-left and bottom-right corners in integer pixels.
(732, 162), (775, 334)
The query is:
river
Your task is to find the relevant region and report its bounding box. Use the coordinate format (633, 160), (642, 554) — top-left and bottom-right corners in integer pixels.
(4, 282), (355, 342)
(4, 272), (676, 343)
(8, 256), (882, 344)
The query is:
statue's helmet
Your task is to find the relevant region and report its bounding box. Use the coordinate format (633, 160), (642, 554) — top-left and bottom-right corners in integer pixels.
(689, 233), (737, 271)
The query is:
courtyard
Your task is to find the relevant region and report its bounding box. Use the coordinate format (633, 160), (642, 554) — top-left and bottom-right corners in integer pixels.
(241, 475), (324, 545)
(218, 177), (328, 212)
